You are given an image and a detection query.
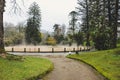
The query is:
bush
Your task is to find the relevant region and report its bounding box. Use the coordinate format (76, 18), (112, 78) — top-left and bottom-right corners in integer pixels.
(4, 39), (13, 46)
(93, 31), (111, 50)
(74, 31), (84, 46)
(46, 36), (56, 45)
(54, 35), (64, 44)
(4, 27), (24, 46)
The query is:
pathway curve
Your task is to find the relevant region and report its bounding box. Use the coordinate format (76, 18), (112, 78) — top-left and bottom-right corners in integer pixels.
(41, 55), (106, 80)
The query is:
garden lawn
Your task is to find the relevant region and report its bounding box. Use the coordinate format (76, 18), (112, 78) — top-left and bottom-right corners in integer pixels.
(67, 48), (120, 80)
(0, 56), (53, 80)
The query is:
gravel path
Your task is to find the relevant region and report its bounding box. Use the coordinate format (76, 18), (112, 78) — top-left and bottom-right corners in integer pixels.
(42, 55), (106, 80)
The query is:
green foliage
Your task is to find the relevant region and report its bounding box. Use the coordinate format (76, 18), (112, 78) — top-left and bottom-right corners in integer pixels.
(4, 33), (23, 46)
(4, 27), (24, 46)
(77, 0), (118, 50)
(0, 56), (53, 80)
(53, 24), (65, 44)
(74, 31), (84, 46)
(0, 49), (5, 53)
(12, 33), (24, 45)
(69, 11), (78, 35)
(46, 36), (56, 45)
(6, 54), (23, 61)
(117, 38), (120, 44)
(67, 34), (73, 46)
(92, 27), (112, 50)
(54, 35), (64, 44)
(68, 11), (78, 45)
(4, 39), (13, 46)
(67, 46), (120, 80)
(93, 33), (110, 50)
(25, 2), (41, 45)
(83, 40), (94, 46)
(62, 37), (70, 45)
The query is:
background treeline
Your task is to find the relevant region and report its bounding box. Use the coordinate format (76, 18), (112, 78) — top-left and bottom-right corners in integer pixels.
(71, 0), (120, 50)
(4, 23), (25, 46)
(4, 1), (120, 51)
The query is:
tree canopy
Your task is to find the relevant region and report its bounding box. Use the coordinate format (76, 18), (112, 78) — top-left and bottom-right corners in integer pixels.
(25, 2), (42, 45)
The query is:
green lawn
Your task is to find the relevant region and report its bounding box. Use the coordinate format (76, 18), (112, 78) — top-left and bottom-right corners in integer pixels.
(67, 47), (120, 80)
(0, 56), (53, 80)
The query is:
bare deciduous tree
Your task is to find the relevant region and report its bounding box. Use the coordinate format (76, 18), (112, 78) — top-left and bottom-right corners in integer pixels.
(0, 0), (20, 53)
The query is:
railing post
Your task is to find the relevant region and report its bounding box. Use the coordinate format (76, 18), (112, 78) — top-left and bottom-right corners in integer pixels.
(88, 47), (90, 51)
(12, 48), (14, 52)
(64, 48), (66, 52)
(82, 47), (84, 51)
(24, 48), (26, 52)
(38, 48), (40, 53)
(87, 47), (89, 51)
(73, 48), (75, 52)
(84, 47), (86, 51)
(80, 47), (81, 51)
(76, 51), (79, 54)
(52, 48), (54, 53)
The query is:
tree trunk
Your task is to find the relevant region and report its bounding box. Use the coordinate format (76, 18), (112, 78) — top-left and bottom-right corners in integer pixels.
(86, 0), (90, 46)
(108, 0), (112, 26)
(108, 0), (118, 48)
(0, 0), (5, 53)
(112, 0), (119, 48)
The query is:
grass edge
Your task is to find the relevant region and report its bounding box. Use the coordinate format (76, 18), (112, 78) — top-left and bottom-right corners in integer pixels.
(67, 55), (109, 80)
(27, 59), (54, 80)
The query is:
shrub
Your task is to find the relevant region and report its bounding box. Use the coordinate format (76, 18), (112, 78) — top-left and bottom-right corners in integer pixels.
(46, 36), (56, 45)
(74, 31), (84, 46)
(93, 31), (111, 50)
(4, 39), (13, 46)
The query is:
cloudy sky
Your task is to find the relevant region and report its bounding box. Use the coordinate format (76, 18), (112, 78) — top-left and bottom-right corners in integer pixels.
(4, 0), (77, 32)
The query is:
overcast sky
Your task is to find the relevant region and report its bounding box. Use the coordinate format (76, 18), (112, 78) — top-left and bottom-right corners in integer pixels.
(4, 0), (77, 32)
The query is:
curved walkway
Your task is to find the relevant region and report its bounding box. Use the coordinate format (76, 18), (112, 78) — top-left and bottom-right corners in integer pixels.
(42, 55), (106, 80)
(9, 52), (106, 80)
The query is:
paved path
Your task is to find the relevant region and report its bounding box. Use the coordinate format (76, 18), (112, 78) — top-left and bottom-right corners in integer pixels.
(41, 55), (106, 80)
(9, 52), (106, 80)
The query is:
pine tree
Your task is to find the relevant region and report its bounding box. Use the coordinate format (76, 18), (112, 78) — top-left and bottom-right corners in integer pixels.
(77, 0), (119, 50)
(77, 0), (91, 46)
(25, 2), (41, 45)
(69, 11), (78, 36)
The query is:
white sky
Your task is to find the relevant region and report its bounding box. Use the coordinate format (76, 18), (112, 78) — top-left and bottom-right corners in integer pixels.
(4, 0), (77, 32)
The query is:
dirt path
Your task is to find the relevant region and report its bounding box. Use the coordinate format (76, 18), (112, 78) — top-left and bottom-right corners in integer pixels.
(41, 55), (106, 80)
